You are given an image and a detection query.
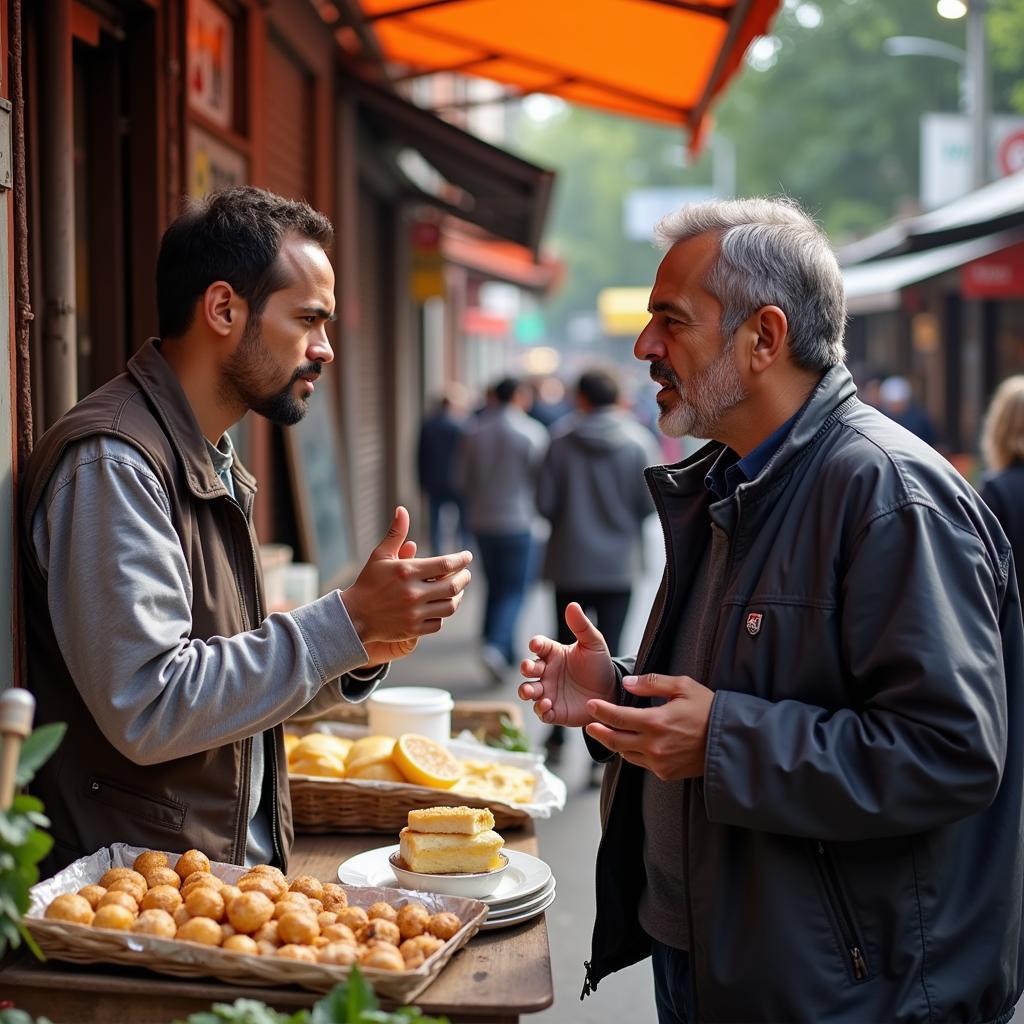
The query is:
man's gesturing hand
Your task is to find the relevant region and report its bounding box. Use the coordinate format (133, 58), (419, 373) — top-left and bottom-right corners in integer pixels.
(584, 673), (715, 781)
(517, 603), (617, 728)
(341, 506), (472, 658)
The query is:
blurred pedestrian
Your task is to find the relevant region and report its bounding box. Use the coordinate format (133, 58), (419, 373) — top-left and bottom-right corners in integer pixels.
(417, 387), (471, 554)
(526, 374), (572, 430)
(878, 374), (937, 445)
(518, 197), (1023, 1023)
(980, 374), (1024, 599)
(536, 367), (659, 768)
(455, 376), (548, 683)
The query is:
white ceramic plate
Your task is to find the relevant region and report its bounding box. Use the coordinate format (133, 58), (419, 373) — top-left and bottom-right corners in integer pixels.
(478, 886), (556, 931)
(339, 846), (552, 906)
(485, 877), (556, 921)
(388, 851), (510, 899)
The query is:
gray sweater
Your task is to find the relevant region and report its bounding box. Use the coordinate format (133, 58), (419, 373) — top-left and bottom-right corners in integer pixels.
(537, 409), (659, 589)
(31, 435), (383, 864)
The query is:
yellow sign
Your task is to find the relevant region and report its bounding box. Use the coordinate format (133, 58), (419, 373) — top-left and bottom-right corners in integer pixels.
(597, 287), (651, 336)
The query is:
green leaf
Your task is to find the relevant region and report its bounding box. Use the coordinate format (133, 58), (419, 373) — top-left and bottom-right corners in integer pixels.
(15, 723), (67, 787)
(9, 794), (44, 815)
(17, 917), (45, 960)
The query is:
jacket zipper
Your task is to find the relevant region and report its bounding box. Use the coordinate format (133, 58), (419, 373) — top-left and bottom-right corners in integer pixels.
(633, 470), (674, 671)
(815, 840), (869, 981)
(580, 960), (597, 999)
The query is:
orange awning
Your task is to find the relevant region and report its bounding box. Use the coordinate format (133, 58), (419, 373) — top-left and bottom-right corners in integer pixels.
(355, 0), (781, 144)
(442, 219), (564, 293)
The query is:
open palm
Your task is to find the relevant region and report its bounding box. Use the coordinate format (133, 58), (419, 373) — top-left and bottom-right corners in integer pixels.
(518, 603), (618, 728)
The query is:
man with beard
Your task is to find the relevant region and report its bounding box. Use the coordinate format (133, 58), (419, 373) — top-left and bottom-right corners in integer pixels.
(518, 198), (1024, 1023)
(21, 187), (472, 874)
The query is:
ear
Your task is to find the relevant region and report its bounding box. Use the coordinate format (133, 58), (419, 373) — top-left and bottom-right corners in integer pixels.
(202, 281), (241, 339)
(746, 305), (789, 376)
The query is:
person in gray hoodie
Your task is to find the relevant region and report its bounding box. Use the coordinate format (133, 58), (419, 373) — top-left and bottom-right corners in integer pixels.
(536, 368), (659, 765)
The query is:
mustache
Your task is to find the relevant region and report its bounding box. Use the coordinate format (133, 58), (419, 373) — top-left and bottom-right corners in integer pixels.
(290, 361), (323, 385)
(650, 360), (680, 388)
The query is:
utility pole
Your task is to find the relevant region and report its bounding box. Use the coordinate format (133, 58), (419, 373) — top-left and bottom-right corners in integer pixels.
(966, 0), (990, 187)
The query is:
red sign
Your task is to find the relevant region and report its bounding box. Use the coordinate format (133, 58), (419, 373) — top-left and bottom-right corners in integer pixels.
(962, 242), (1024, 299)
(998, 130), (1024, 176)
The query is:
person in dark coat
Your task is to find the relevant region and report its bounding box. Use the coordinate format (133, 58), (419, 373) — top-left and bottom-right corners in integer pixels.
(417, 390), (471, 554)
(980, 374), (1024, 599)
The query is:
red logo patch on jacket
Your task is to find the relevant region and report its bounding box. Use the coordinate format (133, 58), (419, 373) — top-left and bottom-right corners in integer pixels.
(745, 611), (763, 636)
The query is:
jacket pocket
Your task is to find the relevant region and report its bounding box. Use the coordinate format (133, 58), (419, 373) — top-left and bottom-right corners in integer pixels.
(84, 776), (187, 832)
(811, 840), (870, 983)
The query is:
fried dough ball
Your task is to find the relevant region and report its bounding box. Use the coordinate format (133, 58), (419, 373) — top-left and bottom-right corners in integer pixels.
(277, 944), (318, 962)
(185, 886), (226, 922)
(106, 878), (146, 905)
(176, 916), (223, 945)
(359, 944), (405, 971)
(402, 948), (426, 969)
(182, 871), (222, 894)
(227, 891), (275, 934)
(357, 919), (401, 946)
(277, 909), (320, 945)
(174, 849), (211, 882)
(220, 884), (242, 907)
(46, 893), (94, 925)
(221, 923), (236, 941)
(99, 867), (147, 891)
(273, 892), (311, 919)
(396, 902), (430, 940)
(173, 906), (192, 927)
(307, 898), (324, 916)
(427, 912), (461, 940)
(336, 905), (369, 930)
(288, 875), (324, 900)
(256, 939), (279, 957)
(248, 864), (287, 885)
(320, 883), (349, 913)
(322, 922), (357, 944)
(132, 850), (168, 875)
(403, 934), (444, 958)
(222, 933), (260, 955)
(132, 909), (177, 938)
(367, 901), (398, 923)
(253, 919), (280, 945)
(143, 866), (181, 890)
(318, 941), (359, 966)
(77, 884), (107, 910)
(141, 884), (183, 914)
(237, 872), (286, 902)
(317, 911), (338, 929)
(93, 904), (135, 930)
(97, 890), (139, 915)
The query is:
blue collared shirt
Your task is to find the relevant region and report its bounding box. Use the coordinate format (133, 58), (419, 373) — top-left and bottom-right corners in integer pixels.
(705, 409), (801, 499)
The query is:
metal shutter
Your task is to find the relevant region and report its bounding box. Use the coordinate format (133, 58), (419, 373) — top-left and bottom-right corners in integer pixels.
(264, 32), (313, 201)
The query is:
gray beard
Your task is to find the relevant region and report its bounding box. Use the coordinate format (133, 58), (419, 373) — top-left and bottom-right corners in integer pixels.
(655, 344), (747, 440)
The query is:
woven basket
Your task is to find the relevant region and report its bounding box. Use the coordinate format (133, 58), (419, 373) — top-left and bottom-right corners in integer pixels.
(26, 844), (487, 1001)
(289, 776), (530, 833)
(289, 700), (532, 833)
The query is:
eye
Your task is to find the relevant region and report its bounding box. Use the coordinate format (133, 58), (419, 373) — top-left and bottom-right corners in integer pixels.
(301, 316), (317, 326)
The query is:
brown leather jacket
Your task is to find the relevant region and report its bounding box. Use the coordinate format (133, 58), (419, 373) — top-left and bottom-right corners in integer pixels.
(20, 340), (294, 874)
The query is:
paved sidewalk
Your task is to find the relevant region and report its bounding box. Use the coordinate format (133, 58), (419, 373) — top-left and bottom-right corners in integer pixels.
(385, 518), (665, 1022)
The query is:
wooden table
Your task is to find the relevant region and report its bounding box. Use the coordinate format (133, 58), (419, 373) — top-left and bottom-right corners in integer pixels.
(0, 828), (553, 1023)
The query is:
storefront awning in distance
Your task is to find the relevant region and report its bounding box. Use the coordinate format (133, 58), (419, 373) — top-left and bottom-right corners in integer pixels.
(353, 0), (782, 145)
(351, 76), (555, 253)
(842, 228), (1024, 315)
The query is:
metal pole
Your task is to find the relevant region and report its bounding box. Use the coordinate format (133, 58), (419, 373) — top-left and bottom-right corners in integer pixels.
(40, 0), (77, 427)
(967, 0), (990, 188)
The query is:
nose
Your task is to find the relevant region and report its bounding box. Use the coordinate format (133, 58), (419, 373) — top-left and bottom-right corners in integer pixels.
(634, 318), (663, 363)
(309, 326), (334, 365)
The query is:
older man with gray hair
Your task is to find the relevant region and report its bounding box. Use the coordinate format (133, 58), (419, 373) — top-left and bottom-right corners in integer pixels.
(519, 197), (1024, 1023)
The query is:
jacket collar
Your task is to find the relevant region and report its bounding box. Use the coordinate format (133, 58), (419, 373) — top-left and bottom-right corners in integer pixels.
(127, 339), (258, 499)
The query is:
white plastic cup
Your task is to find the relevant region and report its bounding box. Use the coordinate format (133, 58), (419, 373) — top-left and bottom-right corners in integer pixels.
(366, 687), (454, 743)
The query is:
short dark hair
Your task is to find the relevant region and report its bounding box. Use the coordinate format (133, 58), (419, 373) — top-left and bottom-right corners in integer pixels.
(577, 369), (619, 408)
(157, 187), (334, 339)
(493, 376), (520, 404)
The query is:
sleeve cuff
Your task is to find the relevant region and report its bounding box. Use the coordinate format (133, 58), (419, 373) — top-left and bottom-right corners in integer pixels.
(289, 591), (370, 682)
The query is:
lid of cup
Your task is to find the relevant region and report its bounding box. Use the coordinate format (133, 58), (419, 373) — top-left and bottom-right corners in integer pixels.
(367, 686), (454, 710)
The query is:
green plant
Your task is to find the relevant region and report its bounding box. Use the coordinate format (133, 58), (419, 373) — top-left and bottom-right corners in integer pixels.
(175, 966), (449, 1023)
(485, 715), (531, 754)
(0, 722), (66, 960)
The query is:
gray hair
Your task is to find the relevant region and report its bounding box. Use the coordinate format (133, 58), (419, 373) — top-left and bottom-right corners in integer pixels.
(653, 197), (847, 371)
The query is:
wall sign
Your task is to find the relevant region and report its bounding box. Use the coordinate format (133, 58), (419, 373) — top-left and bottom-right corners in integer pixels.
(187, 126), (247, 198)
(188, 0), (233, 129)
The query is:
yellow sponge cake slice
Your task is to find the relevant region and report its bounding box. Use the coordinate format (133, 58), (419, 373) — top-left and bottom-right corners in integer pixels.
(407, 805), (495, 835)
(399, 826), (504, 874)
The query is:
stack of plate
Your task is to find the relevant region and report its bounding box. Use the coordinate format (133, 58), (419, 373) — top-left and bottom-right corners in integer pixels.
(337, 846), (555, 931)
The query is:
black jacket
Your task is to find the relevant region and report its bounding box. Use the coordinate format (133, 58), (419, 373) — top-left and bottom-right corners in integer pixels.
(981, 462), (1024, 601)
(585, 365), (1024, 1023)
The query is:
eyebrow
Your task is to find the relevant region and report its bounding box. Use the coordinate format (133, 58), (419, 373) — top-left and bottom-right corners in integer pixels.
(299, 305), (337, 322)
(648, 299), (694, 319)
